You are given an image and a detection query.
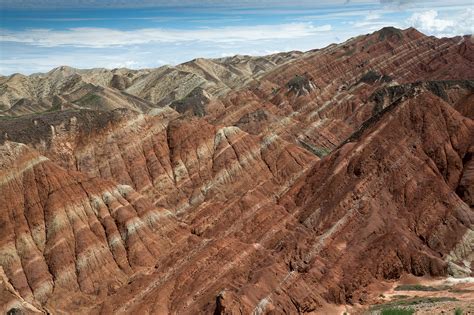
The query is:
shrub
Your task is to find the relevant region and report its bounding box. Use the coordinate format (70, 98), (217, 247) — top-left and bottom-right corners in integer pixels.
(394, 284), (445, 292)
(381, 308), (415, 315)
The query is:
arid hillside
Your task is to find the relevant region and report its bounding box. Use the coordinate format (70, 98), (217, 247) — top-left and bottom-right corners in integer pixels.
(0, 27), (473, 314)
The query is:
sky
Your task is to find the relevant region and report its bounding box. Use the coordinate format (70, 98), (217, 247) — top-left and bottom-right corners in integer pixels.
(0, 0), (472, 75)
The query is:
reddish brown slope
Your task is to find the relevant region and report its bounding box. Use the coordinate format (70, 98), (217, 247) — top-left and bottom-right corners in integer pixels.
(209, 28), (474, 155)
(0, 105), (317, 213)
(0, 27), (472, 314)
(92, 89), (473, 314)
(280, 90), (473, 306)
(0, 142), (183, 313)
(0, 104), (318, 314)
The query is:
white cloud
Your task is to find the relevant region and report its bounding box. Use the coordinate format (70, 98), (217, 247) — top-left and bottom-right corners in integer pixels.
(349, 10), (401, 31)
(407, 9), (473, 36)
(365, 13), (382, 20)
(0, 23), (332, 48)
(352, 20), (400, 30)
(407, 10), (454, 32)
(0, 49), (161, 74)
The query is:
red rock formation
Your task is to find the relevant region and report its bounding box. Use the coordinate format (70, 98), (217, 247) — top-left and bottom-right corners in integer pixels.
(0, 27), (473, 314)
(90, 89), (472, 314)
(210, 29), (473, 153)
(0, 142), (183, 312)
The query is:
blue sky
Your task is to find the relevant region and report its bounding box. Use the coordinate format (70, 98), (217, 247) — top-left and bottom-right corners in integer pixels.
(0, 0), (472, 75)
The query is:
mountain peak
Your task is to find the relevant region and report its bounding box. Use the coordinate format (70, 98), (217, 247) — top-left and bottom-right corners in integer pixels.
(375, 26), (404, 41)
(47, 65), (79, 79)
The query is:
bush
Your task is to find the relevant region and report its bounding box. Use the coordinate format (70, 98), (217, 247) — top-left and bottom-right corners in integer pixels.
(298, 140), (331, 158)
(370, 297), (458, 313)
(394, 284), (445, 292)
(381, 308), (415, 315)
(358, 71), (392, 85)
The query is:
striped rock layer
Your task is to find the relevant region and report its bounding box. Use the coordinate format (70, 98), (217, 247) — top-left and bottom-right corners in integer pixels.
(0, 27), (473, 314)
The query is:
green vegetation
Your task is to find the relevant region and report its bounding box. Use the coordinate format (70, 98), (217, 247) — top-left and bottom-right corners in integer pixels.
(298, 140), (331, 158)
(342, 47), (356, 56)
(361, 39), (375, 52)
(74, 93), (101, 106)
(44, 100), (62, 113)
(449, 288), (474, 294)
(287, 75), (307, 90)
(370, 297), (458, 314)
(381, 308), (414, 315)
(360, 70), (381, 83)
(287, 74), (314, 94)
(358, 70), (392, 84)
(313, 147), (331, 158)
(455, 308), (463, 315)
(392, 295), (410, 300)
(400, 296), (457, 305)
(394, 284), (448, 292)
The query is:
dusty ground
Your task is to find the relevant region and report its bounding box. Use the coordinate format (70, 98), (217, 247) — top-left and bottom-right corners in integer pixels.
(347, 276), (474, 314)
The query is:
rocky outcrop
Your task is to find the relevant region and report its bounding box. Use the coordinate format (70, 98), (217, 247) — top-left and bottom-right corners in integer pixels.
(170, 87), (211, 117)
(110, 74), (131, 90)
(286, 74), (317, 96)
(357, 70), (392, 85)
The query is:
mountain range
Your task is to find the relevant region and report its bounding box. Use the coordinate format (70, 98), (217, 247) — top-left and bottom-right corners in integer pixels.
(0, 26), (473, 314)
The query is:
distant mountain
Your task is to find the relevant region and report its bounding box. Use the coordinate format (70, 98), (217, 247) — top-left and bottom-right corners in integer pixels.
(0, 51), (303, 116)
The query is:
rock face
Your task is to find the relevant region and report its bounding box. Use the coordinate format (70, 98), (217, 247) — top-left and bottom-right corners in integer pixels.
(0, 141), (182, 313)
(0, 27), (473, 314)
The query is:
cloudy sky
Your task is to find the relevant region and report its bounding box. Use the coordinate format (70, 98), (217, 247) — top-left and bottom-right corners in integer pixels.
(0, 0), (472, 74)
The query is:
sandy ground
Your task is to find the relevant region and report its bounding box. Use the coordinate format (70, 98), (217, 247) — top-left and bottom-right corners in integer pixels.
(341, 276), (474, 314)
